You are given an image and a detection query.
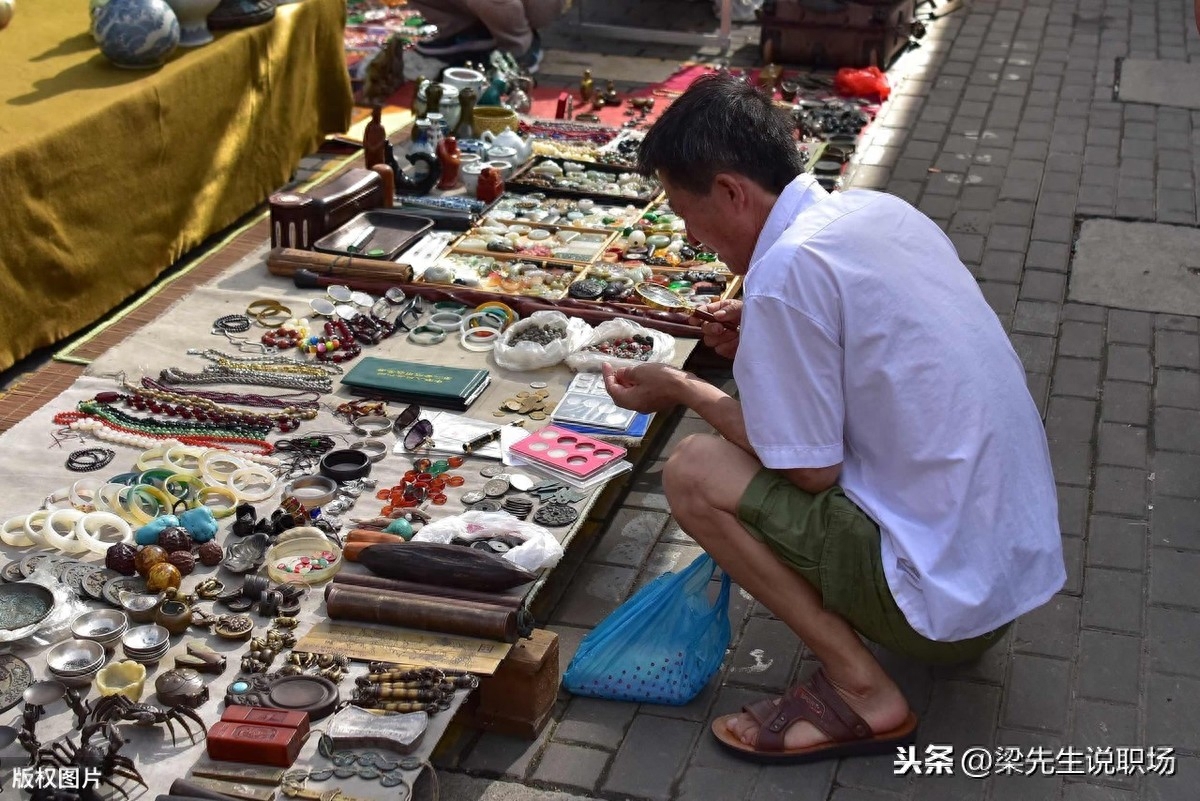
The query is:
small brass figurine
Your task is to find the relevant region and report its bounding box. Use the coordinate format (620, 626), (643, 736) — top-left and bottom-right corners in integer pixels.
(580, 68), (594, 103)
(603, 79), (621, 107)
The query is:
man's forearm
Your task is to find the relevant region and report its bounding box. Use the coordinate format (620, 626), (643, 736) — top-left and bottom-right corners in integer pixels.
(676, 374), (755, 455)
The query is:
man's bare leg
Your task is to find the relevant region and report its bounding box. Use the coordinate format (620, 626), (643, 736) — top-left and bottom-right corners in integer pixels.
(663, 433), (910, 749)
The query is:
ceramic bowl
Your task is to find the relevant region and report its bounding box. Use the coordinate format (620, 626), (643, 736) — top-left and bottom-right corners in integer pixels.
(119, 591), (162, 624)
(461, 162), (487, 194)
(46, 638), (105, 677)
(441, 66), (486, 96)
(487, 159), (515, 180)
(95, 660), (146, 701)
(71, 609), (129, 650)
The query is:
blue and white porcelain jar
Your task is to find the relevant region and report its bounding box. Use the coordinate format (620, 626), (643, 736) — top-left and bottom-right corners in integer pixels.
(93, 0), (180, 69)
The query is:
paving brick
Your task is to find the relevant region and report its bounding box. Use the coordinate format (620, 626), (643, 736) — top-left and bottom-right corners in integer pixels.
(639, 542), (705, 584)
(1100, 381), (1151, 425)
(1014, 594), (1080, 658)
(1148, 605), (1200, 678)
(1151, 548), (1200, 609)
(1051, 358), (1101, 399)
(835, 753), (914, 795)
(1076, 629), (1141, 704)
(1152, 432), (1200, 497)
(1144, 753), (1200, 801)
(1155, 370), (1200, 410)
(1026, 240), (1072, 272)
(1002, 654), (1071, 731)
(1062, 303), (1107, 323)
(829, 787), (912, 801)
(1014, 300), (1061, 335)
(1082, 564), (1145, 633)
(750, 760), (838, 801)
(932, 627), (1012, 686)
(688, 685), (763, 770)
(1105, 344), (1153, 383)
(553, 563), (637, 627)
(676, 765), (755, 801)
(531, 742), (610, 792)
(1150, 496), (1200, 550)
(725, 617), (800, 693)
(1059, 485), (1088, 540)
(1155, 314), (1199, 332)
(1045, 396), (1097, 442)
(1087, 516), (1147, 570)
(623, 459), (671, 512)
(1154, 408), (1200, 453)
(1096, 423), (1148, 468)
(463, 727), (553, 779)
(1020, 270), (1068, 303)
(603, 715), (700, 800)
(981, 281), (1020, 324)
(988, 728), (1063, 801)
(1010, 333), (1054, 373)
(589, 509), (669, 568)
(553, 697), (638, 750)
(548, 625), (588, 668)
(1147, 673), (1200, 753)
(1154, 331), (1200, 370)
(1048, 439), (1091, 486)
(1058, 322), (1105, 357)
(1071, 699), (1138, 753)
(642, 671), (721, 723)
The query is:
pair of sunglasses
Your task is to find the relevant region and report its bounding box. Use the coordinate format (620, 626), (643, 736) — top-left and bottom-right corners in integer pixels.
(396, 404), (434, 451)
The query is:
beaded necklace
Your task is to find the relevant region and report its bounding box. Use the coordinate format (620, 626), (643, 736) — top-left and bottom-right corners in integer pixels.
(114, 383), (315, 433)
(188, 349), (345, 376)
(138, 377), (321, 412)
(159, 366), (333, 393)
(54, 409), (277, 460)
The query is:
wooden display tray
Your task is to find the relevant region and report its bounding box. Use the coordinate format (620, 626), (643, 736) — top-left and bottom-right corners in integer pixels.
(506, 156), (663, 205)
(445, 222), (619, 267)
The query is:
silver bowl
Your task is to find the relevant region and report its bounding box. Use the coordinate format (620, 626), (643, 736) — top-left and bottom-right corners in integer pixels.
(71, 609), (129, 648)
(118, 591), (163, 624)
(46, 638), (105, 677)
(122, 624), (169, 653)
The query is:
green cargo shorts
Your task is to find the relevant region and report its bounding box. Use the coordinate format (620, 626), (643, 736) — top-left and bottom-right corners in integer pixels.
(737, 469), (1010, 665)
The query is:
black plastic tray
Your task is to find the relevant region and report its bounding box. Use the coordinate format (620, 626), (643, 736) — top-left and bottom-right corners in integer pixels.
(314, 210), (435, 260)
(506, 156), (662, 204)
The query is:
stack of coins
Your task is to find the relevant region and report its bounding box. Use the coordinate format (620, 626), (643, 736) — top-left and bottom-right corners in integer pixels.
(494, 383), (553, 420)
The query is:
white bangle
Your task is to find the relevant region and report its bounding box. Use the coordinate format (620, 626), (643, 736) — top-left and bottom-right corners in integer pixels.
(43, 488), (72, 511)
(164, 444), (205, 476)
(227, 465), (278, 503)
(74, 512), (134, 555)
(42, 508), (89, 554)
(136, 443), (171, 472)
(198, 449), (248, 487)
(349, 439), (389, 463)
(461, 311), (505, 331)
(428, 311), (465, 332)
(460, 327), (499, 352)
(23, 510), (50, 547)
(69, 478), (104, 512)
(1, 516), (35, 547)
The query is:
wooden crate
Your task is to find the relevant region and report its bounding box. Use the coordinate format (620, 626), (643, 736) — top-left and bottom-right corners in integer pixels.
(760, 0), (917, 69)
(462, 629), (560, 740)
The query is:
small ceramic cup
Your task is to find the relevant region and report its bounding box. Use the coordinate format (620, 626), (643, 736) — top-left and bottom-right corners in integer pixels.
(459, 153), (482, 168)
(441, 66), (486, 96)
(487, 159), (515, 180)
(486, 145), (519, 163)
(461, 162), (488, 194)
(472, 106), (520, 136)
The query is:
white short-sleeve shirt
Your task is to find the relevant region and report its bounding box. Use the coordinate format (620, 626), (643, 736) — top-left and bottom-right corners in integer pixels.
(733, 175), (1065, 642)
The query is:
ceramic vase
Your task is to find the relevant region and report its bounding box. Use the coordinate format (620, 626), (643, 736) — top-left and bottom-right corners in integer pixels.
(93, 0), (180, 68)
(0, 0), (14, 30)
(164, 0), (219, 46)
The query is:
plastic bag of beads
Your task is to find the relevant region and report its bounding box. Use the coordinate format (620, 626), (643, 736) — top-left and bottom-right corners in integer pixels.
(565, 319), (676, 372)
(563, 554), (732, 705)
(414, 511), (565, 572)
(492, 311), (593, 371)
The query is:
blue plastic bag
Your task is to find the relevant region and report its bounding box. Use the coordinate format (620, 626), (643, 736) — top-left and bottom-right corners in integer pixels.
(563, 554), (732, 705)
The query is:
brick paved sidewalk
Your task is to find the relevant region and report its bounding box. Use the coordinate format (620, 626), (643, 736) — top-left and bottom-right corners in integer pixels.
(433, 0), (1200, 799)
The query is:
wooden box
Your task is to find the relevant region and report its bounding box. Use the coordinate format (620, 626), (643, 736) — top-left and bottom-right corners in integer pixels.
(269, 168), (386, 250)
(464, 629), (559, 740)
(760, 0), (917, 69)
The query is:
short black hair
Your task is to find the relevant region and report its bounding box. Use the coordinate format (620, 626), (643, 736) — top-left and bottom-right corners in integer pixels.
(638, 72), (804, 196)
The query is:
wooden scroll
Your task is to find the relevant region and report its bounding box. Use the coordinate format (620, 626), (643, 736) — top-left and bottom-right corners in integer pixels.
(323, 584), (533, 643)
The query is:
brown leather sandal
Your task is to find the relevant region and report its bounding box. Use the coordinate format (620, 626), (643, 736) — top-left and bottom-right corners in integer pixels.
(710, 669), (918, 763)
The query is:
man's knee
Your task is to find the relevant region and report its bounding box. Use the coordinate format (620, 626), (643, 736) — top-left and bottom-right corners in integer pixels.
(663, 433), (723, 507)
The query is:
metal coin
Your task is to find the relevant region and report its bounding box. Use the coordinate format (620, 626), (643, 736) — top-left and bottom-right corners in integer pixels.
(492, 411), (508, 417)
(470, 500), (503, 513)
(225, 597), (254, 613)
(358, 766), (381, 780)
(381, 772), (406, 787)
(19, 554), (58, 579)
(487, 541), (510, 554)
(399, 757), (423, 771)
(333, 766), (357, 779)
(376, 757), (399, 772)
(81, 568), (119, 601)
(516, 391), (530, 398)
(507, 474), (535, 492)
(529, 412), (547, 421)
(1, 563), (24, 583)
(332, 752), (355, 767)
(535, 389), (550, 398)
(483, 478), (510, 497)
(479, 466), (505, 478)
(460, 490), (486, 505)
(534, 503), (580, 527)
(530, 382), (548, 389)
(309, 769), (334, 782)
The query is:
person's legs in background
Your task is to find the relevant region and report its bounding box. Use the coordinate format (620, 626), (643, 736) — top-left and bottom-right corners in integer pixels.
(411, 0), (497, 56)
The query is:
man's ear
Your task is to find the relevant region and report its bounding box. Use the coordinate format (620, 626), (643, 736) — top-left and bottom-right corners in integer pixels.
(712, 173), (748, 210)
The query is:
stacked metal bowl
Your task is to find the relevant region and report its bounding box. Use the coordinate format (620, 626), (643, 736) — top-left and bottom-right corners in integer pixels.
(71, 609), (129, 652)
(121, 624), (170, 664)
(46, 638), (106, 688)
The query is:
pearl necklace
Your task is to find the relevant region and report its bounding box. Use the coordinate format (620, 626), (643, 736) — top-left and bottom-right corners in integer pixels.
(54, 415), (281, 466)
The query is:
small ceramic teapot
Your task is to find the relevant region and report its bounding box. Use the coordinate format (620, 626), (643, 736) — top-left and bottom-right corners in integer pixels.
(480, 129), (532, 165)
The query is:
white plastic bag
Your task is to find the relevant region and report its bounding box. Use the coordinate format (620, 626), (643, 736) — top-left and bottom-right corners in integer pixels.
(413, 511), (564, 572)
(565, 319), (676, 372)
(492, 311), (593, 371)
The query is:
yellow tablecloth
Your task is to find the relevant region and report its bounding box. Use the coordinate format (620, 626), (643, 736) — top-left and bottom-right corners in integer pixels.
(0, 0), (354, 372)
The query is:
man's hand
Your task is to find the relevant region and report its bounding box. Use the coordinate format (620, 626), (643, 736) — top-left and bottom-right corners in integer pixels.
(691, 299), (742, 359)
(601, 362), (690, 414)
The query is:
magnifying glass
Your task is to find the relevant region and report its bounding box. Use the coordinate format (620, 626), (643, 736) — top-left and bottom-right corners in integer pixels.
(634, 282), (739, 331)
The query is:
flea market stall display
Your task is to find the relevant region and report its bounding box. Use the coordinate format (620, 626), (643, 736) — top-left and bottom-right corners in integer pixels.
(0, 103), (724, 801)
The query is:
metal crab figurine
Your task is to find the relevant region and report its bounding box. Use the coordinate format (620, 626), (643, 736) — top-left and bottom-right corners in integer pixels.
(87, 695), (206, 747)
(28, 722), (146, 801)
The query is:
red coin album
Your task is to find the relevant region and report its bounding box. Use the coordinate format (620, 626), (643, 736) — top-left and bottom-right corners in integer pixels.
(509, 425), (628, 479)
